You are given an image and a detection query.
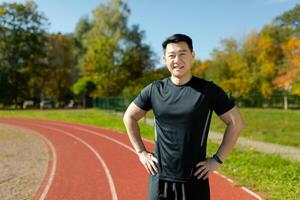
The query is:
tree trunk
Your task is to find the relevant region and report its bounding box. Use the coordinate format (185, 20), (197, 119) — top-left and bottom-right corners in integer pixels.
(284, 95), (288, 110)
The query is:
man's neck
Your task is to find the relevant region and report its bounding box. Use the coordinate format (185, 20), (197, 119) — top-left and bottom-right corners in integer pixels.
(170, 74), (192, 85)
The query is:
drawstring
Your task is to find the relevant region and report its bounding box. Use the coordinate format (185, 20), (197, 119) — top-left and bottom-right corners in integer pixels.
(159, 181), (168, 198)
(182, 183), (186, 200)
(172, 182), (178, 199)
(159, 181), (186, 200)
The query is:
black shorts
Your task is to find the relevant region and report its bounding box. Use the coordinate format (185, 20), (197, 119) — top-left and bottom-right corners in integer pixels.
(148, 175), (210, 200)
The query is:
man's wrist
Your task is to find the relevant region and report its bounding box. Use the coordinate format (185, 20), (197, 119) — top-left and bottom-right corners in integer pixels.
(136, 149), (147, 155)
(212, 154), (223, 164)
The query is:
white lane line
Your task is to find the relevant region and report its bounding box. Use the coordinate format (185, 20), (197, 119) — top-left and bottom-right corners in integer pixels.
(34, 124), (118, 200)
(213, 171), (263, 199)
(213, 171), (234, 183)
(41, 120), (263, 200)
(241, 187), (263, 200)
(42, 121), (136, 154)
(37, 134), (57, 200)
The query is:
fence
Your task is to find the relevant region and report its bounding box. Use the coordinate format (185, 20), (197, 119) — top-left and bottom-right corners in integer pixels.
(93, 94), (300, 111)
(93, 96), (135, 112)
(234, 94), (300, 109)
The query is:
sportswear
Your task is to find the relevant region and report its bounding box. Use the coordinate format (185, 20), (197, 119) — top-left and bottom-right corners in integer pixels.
(134, 76), (235, 182)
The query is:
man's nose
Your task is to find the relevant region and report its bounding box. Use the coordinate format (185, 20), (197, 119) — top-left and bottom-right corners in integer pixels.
(174, 55), (180, 62)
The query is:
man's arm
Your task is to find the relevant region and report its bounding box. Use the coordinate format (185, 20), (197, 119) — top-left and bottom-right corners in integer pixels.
(215, 105), (244, 161)
(123, 102), (158, 175)
(194, 106), (244, 179)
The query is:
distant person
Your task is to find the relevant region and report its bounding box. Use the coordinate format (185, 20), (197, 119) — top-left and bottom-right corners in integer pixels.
(123, 34), (244, 200)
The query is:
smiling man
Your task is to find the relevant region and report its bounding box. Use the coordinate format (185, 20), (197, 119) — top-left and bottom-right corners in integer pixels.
(123, 34), (244, 200)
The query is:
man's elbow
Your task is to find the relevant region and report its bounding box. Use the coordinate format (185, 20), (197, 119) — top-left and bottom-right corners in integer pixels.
(237, 118), (245, 133)
(123, 109), (137, 125)
(123, 110), (130, 124)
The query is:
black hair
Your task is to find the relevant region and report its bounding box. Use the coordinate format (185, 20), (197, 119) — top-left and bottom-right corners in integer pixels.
(162, 34), (193, 53)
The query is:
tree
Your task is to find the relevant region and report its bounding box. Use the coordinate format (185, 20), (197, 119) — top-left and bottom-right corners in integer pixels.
(72, 16), (92, 72)
(273, 37), (300, 95)
(122, 67), (169, 96)
(82, 0), (129, 96)
(0, 1), (48, 106)
(72, 77), (96, 108)
(79, 0), (155, 97)
(274, 4), (300, 36)
(191, 59), (209, 78)
(41, 33), (75, 106)
(205, 38), (252, 99)
(242, 25), (287, 98)
(119, 24), (155, 93)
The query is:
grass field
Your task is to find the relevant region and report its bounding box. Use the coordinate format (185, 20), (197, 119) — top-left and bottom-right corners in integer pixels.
(0, 109), (299, 200)
(145, 108), (300, 147)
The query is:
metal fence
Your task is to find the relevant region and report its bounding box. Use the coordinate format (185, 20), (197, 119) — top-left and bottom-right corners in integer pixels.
(93, 94), (300, 111)
(93, 96), (135, 112)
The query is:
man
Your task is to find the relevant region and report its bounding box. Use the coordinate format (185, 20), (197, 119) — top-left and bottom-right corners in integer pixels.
(123, 34), (244, 200)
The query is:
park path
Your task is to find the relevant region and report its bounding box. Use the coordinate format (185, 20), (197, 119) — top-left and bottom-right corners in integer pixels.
(208, 132), (300, 162)
(0, 118), (263, 200)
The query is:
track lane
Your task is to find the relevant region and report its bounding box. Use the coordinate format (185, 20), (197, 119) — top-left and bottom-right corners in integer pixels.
(31, 131), (57, 200)
(0, 118), (262, 200)
(0, 119), (113, 200)
(34, 119), (261, 200)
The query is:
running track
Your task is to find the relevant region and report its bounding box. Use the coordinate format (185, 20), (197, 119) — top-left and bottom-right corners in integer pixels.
(0, 118), (263, 200)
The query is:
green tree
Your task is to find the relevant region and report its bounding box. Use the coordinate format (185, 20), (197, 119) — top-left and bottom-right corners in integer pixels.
(119, 25), (155, 93)
(72, 77), (96, 108)
(122, 67), (169, 96)
(82, 0), (129, 96)
(274, 4), (300, 36)
(41, 33), (75, 106)
(72, 16), (92, 73)
(79, 0), (155, 97)
(205, 38), (251, 98)
(0, 1), (48, 106)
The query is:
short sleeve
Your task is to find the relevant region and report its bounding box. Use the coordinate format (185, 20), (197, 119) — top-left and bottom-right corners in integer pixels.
(133, 83), (152, 111)
(209, 82), (235, 116)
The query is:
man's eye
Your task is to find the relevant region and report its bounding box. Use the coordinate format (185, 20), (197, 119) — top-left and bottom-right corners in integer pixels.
(168, 55), (175, 58)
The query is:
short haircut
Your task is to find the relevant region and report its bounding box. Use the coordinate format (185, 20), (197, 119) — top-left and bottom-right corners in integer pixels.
(162, 34), (193, 53)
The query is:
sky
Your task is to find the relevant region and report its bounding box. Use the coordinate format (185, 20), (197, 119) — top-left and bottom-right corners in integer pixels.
(1, 0), (299, 65)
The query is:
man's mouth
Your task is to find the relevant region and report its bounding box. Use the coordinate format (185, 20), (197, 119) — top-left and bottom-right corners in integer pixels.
(173, 65), (184, 70)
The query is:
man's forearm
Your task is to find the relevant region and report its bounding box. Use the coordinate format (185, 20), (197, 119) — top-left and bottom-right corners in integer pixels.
(123, 115), (147, 154)
(216, 122), (242, 161)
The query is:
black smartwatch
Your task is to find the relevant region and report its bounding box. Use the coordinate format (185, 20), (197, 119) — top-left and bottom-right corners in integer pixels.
(213, 154), (223, 164)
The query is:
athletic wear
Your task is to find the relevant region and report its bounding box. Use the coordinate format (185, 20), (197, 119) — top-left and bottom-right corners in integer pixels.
(148, 174), (210, 200)
(133, 76), (235, 198)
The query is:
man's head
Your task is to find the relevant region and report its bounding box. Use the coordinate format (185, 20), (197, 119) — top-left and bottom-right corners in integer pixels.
(162, 34), (195, 79)
(162, 34), (193, 53)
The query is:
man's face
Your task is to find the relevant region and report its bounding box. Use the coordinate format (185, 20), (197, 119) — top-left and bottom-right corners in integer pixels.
(163, 41), (195, 79)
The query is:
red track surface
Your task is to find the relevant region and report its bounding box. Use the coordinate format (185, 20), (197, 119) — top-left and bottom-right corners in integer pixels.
(0, 118), (262, 200)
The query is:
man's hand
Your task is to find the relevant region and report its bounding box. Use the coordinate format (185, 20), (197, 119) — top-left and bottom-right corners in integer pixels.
(138, 151), (158, 175)
(194, 158), (221, 179)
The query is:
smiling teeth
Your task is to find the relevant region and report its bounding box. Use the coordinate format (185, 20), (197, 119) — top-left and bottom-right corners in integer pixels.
(174, 66), (182, 69)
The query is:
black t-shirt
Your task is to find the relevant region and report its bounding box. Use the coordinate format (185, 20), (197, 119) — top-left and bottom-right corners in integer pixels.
(133, 76), (235, 182)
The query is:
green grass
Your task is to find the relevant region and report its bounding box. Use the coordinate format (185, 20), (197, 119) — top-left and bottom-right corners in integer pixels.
(0, 109), (299, 200)
(0, 109), (155, 140)
(207, 143), (300, 200)
(145, 108), (300, 147)
(211, 108), (300, 147)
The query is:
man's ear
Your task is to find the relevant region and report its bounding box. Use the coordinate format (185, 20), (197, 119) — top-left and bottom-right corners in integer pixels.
(191, 51), (196, 63)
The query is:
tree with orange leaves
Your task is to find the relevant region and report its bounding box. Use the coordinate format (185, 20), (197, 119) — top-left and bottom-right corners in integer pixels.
(273, 37), (300, 95)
